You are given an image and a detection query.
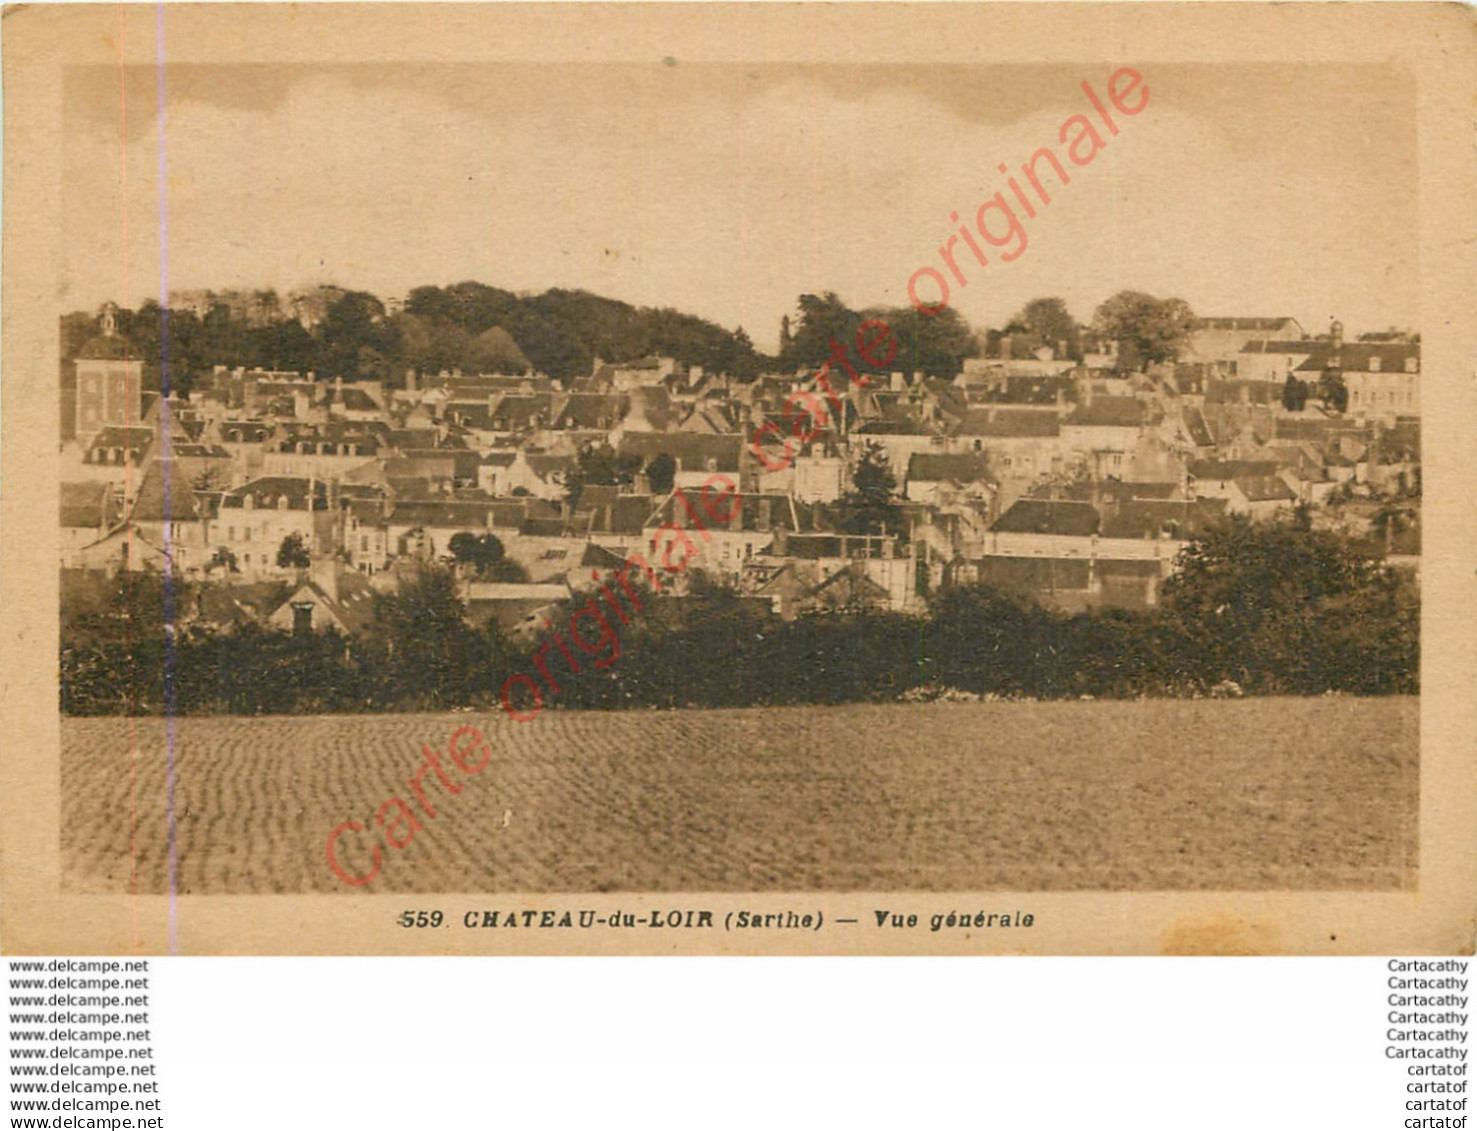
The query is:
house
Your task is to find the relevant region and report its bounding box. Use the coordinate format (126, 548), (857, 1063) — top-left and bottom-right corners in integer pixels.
(1229, 474), (1298, 519)
(617, 432), (744, 490)
(1060, 396), (1148, 475)
(214, 476), (332, 575)
(194, 579), (292, 630)
(70, 523), (175, 575)
(946, 408), (1063, 479)
(614, 386), (675, 435)
(986, 499), (1100, 558)
(644, 491), (816, 581)
(850, 420), (939, 481)
(477, 451), (519, 495)
(60, 481), (123, 567)
(1300, 342), (1420, 422)
(500, 450), (574, 500)
(463, 580), (572, 636)
(266, 565), (378, 635)
(746, 533), (917, 617)
(382, 498), (528, 563)
(322, 379), (384, 421)
(74, 426), (155, 487)
(905, 452), (996, 506)
(261, 422), (380, 478)
(125, 459), (209, 573)
(340, 496), (393, 573)
(1236, 339), (1328, 384)
(551, 394), (627, 435)
(566, 486), (657, 552)
(605, 356), (677, 392)
(1186, 317), (1304, 365)
(792, 448), (847, 503)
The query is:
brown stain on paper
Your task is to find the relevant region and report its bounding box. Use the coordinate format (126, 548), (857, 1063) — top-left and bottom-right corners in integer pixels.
(1160, 915), (1283, 956)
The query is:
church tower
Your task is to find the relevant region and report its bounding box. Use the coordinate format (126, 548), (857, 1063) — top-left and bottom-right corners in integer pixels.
(72, 302), (143, 445)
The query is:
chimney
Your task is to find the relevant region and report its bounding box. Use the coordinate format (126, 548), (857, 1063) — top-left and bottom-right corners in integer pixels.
(1239, 383), (1250, 407)
(405, 368), (417, 393)
(1000, 336), (1013, 362)
(891, 372), (904, 392)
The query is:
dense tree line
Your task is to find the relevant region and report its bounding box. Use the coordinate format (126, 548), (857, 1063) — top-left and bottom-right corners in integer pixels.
(63, 282), (770, 392)
(61, 520), (1419, 717)
(779, 291), (976, 379)
(66, 281), (1203, 398)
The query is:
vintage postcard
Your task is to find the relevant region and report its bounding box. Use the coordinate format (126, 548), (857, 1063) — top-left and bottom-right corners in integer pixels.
(3, 2), (1473, 955)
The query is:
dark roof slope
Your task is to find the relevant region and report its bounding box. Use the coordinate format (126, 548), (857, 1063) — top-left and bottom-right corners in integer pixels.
(221, 476), (329, 511)
(991, 499), (1100, 537)
(906, 452), (994, 484)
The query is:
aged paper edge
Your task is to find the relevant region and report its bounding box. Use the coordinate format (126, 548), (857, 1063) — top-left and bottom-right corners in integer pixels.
(3, 2), (1474, 956)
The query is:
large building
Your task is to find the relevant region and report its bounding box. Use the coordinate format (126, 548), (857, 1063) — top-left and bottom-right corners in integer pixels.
(71, 303), (143, 445)
(1186, 316), (1304, 366)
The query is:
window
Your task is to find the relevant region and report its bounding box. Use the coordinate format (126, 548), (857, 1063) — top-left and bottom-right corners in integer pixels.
(243, 528), (252, 542)
(360, 535), (369, 552)
(291, 602), (314, 636)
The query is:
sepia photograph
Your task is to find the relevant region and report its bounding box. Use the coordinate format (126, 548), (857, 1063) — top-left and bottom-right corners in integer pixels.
(5, 3), (1473, 954)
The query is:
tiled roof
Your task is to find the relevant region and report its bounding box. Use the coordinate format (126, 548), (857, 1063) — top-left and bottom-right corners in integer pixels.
(991, 499), (1100, 537)
(1067, 396), (1145, 428)
(128, 460), (202, 523)
(1238, 339), (1325, 356)
(76, 334), (141, 361)
(1101, 499), (1227, 539)
(906, 452), (994, 484)
(60, 481), (114, 528)
(644, 491), (804, 534)
(1192, 317), (1299, 332)
(952, 409), (1060, 438)
(554, 394), (627, 430)
(1295, 343), (1419, 374)
(1236, 475), (1296, 502)
(617, 432), (743, 473)
(221, 476), (329, 511)
(386, 500), (526, 530)
(1189, 459), (1279, 481)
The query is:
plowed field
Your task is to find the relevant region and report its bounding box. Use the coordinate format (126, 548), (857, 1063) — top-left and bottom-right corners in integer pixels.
(61, 697), (1418, 893)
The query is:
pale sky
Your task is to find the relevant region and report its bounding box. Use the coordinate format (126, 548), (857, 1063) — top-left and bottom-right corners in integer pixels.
(62, 61), (1418, 352)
